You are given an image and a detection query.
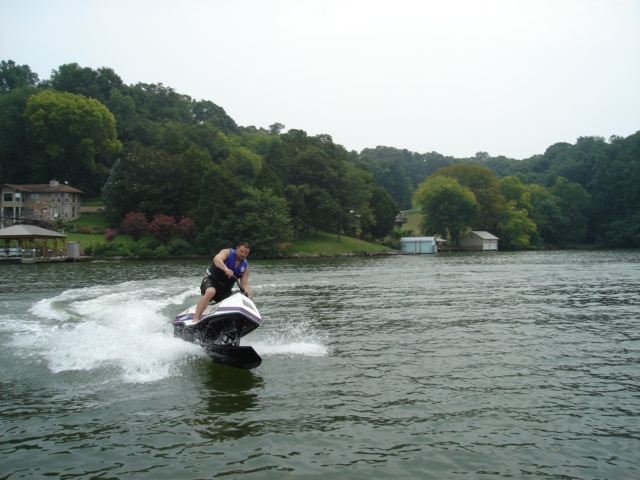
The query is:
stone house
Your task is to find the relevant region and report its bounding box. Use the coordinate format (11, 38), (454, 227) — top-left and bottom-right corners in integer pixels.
(0, 180), (84, 227)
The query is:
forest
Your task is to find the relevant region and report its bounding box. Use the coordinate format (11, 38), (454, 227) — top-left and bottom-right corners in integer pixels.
(1, 59), (638, 255)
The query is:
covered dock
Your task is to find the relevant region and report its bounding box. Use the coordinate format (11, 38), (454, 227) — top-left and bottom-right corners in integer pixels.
(0, 224), (67, 263)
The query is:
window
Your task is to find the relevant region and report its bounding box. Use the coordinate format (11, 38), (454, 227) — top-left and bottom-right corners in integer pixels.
(3, 193), (13, 202)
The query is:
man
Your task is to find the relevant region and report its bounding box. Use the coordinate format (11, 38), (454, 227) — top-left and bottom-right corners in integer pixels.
(193, 242), (252, 322)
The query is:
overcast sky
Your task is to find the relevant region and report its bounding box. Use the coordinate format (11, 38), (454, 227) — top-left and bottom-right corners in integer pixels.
(2, 0), (639, 159)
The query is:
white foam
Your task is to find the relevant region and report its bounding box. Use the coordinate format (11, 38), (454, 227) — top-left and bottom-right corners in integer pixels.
(255, 314), (329, 358)
(10, 278), (329, 381)
(11, 279), (205, 383)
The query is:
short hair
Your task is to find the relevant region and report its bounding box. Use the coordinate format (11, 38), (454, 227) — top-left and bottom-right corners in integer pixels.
(237, 242), (250, 250)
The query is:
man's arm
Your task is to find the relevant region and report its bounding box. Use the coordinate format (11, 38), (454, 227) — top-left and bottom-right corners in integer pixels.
(213, 249), (232, 276)
(241, 266), (251, 298)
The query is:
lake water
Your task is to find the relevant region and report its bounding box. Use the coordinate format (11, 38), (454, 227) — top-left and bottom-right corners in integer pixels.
(0, 250), (638, 479)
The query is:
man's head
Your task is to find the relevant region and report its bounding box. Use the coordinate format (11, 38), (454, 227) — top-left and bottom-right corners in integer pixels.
(236, 242), (250, 261)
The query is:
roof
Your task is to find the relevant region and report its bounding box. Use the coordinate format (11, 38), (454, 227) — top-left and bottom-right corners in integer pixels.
(401, 237), (436, 242)
(470, 231), (499, 240)
(0, 224), (67, 239)
(2, 183), (84, 194)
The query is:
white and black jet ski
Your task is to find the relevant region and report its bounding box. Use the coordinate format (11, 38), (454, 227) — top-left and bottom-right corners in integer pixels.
(173, 279), (262, 369)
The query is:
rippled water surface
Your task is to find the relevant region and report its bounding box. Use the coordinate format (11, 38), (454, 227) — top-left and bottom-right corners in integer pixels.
(1, 250), (638, 479)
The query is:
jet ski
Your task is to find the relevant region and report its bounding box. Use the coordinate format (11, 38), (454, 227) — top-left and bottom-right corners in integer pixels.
(173, 279), (262, 369)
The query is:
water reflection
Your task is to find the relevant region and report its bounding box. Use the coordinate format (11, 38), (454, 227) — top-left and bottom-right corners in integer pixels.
(189, 363), (264, 441)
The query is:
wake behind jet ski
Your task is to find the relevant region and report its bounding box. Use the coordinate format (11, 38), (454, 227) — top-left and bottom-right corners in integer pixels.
(173, 278), (262, 369)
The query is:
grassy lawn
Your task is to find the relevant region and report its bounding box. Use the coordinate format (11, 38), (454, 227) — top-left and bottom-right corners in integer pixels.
(403, 211), (423, 235)
(63, 213), (392, 256)
(65, 232), (157, 250)
(65, 214), (149, 250)
(281, 231), (391, 256)
(67, 213), (109, 228)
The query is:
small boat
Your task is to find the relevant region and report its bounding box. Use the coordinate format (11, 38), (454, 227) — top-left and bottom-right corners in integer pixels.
(172, 280), (262, 369)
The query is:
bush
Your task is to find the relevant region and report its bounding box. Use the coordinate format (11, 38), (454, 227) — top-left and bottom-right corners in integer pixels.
(104, 228), (117, 242)
(149, 214), (177, 244)
(381, 236), (401, 249)
(91, 242), (117, 258)
(88, 242), (137, 258)
(136, 247), (157, 259)
(120, 212), (149, 242)
(152, 245), (170, 258)
(168, 238), (192, 255)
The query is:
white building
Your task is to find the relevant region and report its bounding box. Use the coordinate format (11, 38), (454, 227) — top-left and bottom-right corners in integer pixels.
(400, 237), (437, 254)
(461, 231), (499, 251)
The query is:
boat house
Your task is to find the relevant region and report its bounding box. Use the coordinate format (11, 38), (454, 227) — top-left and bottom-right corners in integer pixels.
(400, 237), (437, 254)
(461, 231), (499, 251)
(0, 224), (68, 263)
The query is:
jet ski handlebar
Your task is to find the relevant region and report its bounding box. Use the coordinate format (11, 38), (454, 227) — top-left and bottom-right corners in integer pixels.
(231, 276), (248, 297)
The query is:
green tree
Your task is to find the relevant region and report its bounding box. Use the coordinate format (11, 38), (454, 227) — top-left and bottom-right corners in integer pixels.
(105, 88), (139, 143)
(336, 163), (374, 239)
(254, 165), (285, 198)
(496, 176), (537, 248)
(496, 201), (537, 249)
(0, 86), (37, 183)
(221, 146), (261, 184)
(102, 144), (205, 223)
(191, 99), (238, 134)
(414, 175), (479, 244)
(127, 82), (193, 124)
(49, 63), (124, 104)
(366, 186), (399, 239)
(285, 184), (310, 241)
(526, 183), (563, 245)
(182, 122), (229, 162)
(432, 164), (505, 231)
(263, 136), (293, 184)
(290, 146), (344, 235)
(589, 132), (640, 246)
(194, 164), (246, 253)
(0, 60), (39, 92)
(499, 176), (532, 212)
(220, 187), (293, 257)
(24, 90), (121, 195)
(548, 176), (590, 244)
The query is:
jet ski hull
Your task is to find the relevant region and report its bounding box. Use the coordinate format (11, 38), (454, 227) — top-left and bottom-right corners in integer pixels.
(173, 292), (262, 369)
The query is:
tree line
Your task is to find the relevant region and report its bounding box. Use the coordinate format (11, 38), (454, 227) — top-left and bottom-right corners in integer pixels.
(1, 60), (638, 254)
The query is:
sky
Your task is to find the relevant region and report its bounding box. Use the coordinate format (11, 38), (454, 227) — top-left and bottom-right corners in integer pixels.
(2, 0), (639, 159)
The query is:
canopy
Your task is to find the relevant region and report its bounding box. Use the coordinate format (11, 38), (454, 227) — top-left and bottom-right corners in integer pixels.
(0, 224), (67, 240)
(0, 224), (67, 261)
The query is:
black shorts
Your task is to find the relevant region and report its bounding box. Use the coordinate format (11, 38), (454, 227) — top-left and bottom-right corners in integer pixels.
(200, 276), (232, 303)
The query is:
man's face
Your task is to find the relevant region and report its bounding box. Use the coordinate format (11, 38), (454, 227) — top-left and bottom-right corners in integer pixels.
(236, 245), (250, 261)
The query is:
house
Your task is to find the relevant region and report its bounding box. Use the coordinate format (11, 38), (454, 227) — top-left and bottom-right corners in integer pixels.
(461, 231), (499, 251)
(1, 180), (84, 227)
(394, 213), (408, 226)
(401, 237), (437, 254)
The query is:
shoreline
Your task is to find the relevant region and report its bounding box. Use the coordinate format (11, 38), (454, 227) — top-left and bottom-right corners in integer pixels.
(5, 245), (612, 264)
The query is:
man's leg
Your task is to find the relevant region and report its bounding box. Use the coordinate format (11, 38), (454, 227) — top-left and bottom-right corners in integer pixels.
(194, 286), (216, 322)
